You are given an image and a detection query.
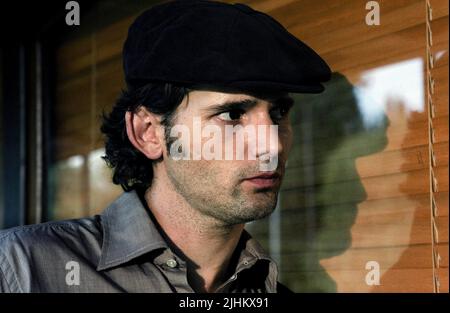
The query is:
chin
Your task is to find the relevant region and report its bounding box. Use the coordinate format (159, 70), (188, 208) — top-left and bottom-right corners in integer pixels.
(244, 202), (277, 222)
(250, 190), (279, 206)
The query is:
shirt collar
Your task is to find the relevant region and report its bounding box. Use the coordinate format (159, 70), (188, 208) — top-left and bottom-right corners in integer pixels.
(96, 190), (167, 271)
(233, 231), (279, 292)
(96, 190), (279, 291)
(236, 230), (274, 267)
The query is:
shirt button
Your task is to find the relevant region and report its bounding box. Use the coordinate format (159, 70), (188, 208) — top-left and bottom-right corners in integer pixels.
(166, 258), (178, 268)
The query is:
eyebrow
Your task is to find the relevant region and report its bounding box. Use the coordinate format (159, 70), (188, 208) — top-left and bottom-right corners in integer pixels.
(204, 96), (294, 115)
(204, 98), (258, 115)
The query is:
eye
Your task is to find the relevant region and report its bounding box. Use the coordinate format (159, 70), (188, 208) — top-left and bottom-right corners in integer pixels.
(217, 109), (245, 121)
(270, 104), (292, 120)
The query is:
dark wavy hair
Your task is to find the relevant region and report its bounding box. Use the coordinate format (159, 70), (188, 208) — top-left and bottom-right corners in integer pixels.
(101, 83), (190, 192)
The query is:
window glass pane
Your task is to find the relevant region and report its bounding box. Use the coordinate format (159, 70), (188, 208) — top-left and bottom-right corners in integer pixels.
(48, 1), (160, 220)
(240, 0), (448, 292)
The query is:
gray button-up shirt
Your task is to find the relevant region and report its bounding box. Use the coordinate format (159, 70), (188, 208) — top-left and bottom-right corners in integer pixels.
(0, 190), (284, 293)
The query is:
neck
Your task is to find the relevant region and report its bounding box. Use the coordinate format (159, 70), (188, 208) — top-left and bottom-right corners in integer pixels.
(144, 171), (244, 293)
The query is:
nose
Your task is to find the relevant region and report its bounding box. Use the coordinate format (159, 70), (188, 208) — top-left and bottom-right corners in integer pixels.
(247, 108), (283, 159)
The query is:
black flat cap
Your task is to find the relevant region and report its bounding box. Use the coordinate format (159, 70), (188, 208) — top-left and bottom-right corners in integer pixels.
(123, 0), (331, 93)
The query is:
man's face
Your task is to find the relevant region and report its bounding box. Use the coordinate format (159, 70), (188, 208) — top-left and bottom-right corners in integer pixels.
(161, 90), (293, 226)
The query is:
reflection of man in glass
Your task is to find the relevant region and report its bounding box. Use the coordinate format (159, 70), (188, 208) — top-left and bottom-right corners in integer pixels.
(280, 73), (388, 292)
(0, 0), (330, 292)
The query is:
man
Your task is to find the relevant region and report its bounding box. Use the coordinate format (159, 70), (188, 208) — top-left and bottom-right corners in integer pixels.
(0, 0), (330, 292)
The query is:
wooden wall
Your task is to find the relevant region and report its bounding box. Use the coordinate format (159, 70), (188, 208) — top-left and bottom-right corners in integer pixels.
(52, 0), (448, 292)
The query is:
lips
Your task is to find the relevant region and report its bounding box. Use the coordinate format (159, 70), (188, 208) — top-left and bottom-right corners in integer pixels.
(243, 172), (281, 188)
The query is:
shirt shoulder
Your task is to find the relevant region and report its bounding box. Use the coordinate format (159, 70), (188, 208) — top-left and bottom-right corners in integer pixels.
(0, 216), (103, 250)
(0, 216), (104, 292)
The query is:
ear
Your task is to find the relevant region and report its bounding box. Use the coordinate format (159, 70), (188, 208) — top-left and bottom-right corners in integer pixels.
(125, 107), (163, 160)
